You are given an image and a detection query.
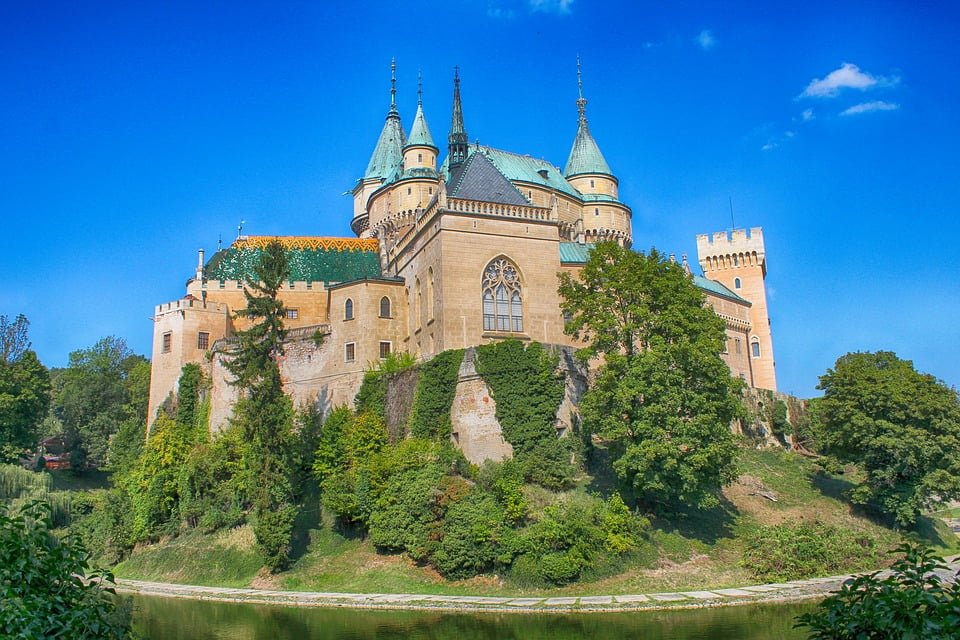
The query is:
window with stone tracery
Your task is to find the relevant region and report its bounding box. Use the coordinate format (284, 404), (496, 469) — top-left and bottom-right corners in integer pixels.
(482, 257), (523, 332)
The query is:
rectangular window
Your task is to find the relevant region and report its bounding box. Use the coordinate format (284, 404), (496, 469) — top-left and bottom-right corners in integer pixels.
(379, 341), (391, 360)
(735, 338), (742, 355)
(344, 342), (356, 363)
(219, 280), (225, 289)
(197, 332), (209, 350)
(752, 341), (761, 358)
(162, 332), (172, 353)
(286, 309), (299, 320)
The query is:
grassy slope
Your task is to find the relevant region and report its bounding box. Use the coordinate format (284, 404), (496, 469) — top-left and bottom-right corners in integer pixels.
(113, 448), (960, 594)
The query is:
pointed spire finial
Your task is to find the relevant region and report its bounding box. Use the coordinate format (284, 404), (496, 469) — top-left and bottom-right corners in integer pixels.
(576, 55), (588, 124)
(389, 58), (398, 114)
(417, 70), (423, 106)
(448, 66), (468, 169)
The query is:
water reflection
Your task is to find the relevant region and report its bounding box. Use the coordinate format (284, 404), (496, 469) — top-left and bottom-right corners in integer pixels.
(133, 595), (816, 640)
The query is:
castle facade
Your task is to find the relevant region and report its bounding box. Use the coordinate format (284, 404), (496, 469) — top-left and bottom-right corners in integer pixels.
(147, 64), (777, 435)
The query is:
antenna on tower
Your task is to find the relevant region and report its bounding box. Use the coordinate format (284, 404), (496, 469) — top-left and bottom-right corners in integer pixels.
(237, 220), (246, 239)
(728, 196), (736, 231)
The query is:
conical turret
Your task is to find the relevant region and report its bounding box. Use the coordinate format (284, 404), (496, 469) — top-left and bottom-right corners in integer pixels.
(406, 73), (436, 150)
(563, 59), (612, 178)
(447, 67), (469, 169)
(363, 59), (406, 180)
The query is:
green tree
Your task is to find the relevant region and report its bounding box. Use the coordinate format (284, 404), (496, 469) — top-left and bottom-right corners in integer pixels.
(817, 351), (960, 527)
(558, 242), (742, 510)
(0, 500), (134, 639)
(0, 315), (51, 462)
(223, 240), (298, 571)
(796, 543), (960, 639)
(55, 337), (148, 467)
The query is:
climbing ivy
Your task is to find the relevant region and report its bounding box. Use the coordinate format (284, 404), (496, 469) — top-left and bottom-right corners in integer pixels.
(474, 340), (565, 454)
(354, 371), (387, 421)
(408, 349), (464, 440)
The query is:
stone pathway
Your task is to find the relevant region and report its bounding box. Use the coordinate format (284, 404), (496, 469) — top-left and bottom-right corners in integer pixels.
(116, 560), (959, 613)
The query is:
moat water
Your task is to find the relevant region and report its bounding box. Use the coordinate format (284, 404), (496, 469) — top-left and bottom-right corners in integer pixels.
(131, 594), (817, 639)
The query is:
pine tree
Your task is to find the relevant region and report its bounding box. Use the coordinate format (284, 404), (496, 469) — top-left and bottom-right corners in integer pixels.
(223, 241), (297, 571)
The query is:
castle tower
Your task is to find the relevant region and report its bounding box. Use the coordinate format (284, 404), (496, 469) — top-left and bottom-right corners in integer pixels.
(403, 73), (438, 174)
(696, 227), (777, 390)
(352, 60), (406, 236)
(447, 67), (468, 170)
(564, 59), (632, 246)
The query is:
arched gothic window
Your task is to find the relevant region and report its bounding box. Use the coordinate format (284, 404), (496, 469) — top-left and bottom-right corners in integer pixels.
(751, 338), (761, 358)
(344, 298), (354, 321)
(379, 296), (391, 318)
(734, 277), (742, 289)
(482, 257), (523, 332)
(427, 268), (435, 321)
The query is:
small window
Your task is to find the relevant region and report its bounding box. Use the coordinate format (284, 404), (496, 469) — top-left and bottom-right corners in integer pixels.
(344, 342), (356, 362)
(379, 296), (391, 318)
(751, 340), (761, 358)
(236, 281), (242, 289)
(344, 299), (354, 321)
(428, 187), (433, 195)
(379, 341), (391, 359)
(590, 179), (595, 188)
(306, 281), (312, 290)
(407, 187), (412, 195)
(734, 338), (742, 355)
(734, 277), (742, 289)
(286, 309), (299, 320)
(197, 332), (209, 350)
(594, 208), (599, 216)
(288, 281), (295, 289)
(417, 153), (423, 162)
(219, 280), (225, 289)
(162, 332), (172, 354)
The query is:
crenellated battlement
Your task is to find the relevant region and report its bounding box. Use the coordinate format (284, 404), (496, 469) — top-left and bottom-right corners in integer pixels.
(696, 227), (766, 274)
(155, 298), (229, 316)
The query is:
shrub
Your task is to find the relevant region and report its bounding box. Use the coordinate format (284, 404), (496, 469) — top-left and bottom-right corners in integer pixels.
(432, 489), (514, 579)
(369, 464), (446, 560)
(796, 543), (960, 639)
(742, 520), (880, 582)
(0, 500), (134, 639)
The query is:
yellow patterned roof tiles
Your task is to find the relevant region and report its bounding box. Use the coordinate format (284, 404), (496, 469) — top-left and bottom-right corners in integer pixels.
(234, 236), (379, 252)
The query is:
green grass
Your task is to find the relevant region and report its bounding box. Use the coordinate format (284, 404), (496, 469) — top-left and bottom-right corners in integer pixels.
(112, 446), (959, 594)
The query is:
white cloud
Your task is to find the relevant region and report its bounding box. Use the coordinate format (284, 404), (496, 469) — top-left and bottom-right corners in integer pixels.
(840, 101), (901, 116)
(801, 108), (815, 121)
(528, 0), (573, 14)
(761, 142), (778, 151)
(697, 29), (716, 51)
(784, 130), (796, 138)
(487, 6), (516, 18)
(800, 62), (898, 98)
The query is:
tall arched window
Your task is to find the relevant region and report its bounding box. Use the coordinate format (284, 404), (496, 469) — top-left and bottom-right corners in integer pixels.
(344, 298), (354, 321)
(751, 338), (761, 358)
(379, 296), (391, 318)
(415, 278), (421, 328)
(482, 257), (523, 332)
(427, 268), (435, 321)
(734, 277), (742, 289)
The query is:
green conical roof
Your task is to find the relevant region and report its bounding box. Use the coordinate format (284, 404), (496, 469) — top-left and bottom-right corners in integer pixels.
(364, 61), (406, 180)
(406, 102), (435, 149)
(563, 62), (612, 178)
(564, 118), (611, 177)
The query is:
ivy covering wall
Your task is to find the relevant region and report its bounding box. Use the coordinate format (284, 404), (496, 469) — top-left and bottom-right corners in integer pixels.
(408, 349), (464, 440)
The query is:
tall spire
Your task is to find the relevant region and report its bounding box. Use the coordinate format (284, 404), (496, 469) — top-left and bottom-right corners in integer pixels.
(363, 59), (406, 180)
(448, 66), (468, 168)
(406, 70), (436, 149)
(563, 57), (612, 178)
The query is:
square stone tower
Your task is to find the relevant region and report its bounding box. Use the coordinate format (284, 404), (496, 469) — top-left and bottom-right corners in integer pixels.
(696, 227), (777, 391)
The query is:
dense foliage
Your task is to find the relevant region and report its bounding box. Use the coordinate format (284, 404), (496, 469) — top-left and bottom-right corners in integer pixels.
(817, 351), (960, 527)
(0, 315), (51, 462)
(558, 242), (742, 511)
(796, 543), (960, 639)
(742, 521), (880, 582)
(0, 500), (133, 639)
(409, 348), (463, 440)
(53, 336), (150, 468)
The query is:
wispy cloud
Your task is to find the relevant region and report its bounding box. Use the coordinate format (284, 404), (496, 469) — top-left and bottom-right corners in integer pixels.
(800, 62), (898, 98)
(697, 29), (716, 51)
(841, 101), (900, 116)
(761, 142), (778, 151)
(487, 5), (516, 19)
(528, 0), (574, 14)
(801, 108), (815, 121)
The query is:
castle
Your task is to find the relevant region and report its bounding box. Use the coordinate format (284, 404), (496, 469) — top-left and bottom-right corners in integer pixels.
(147, 63), (777, 442)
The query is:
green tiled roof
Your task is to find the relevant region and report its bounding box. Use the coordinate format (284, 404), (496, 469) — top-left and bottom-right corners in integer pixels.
(559, 242), (750, 305)
(441, 144), (582, 199)
(364, 113), (406, 180)
(564, 120), (612, 178)
(204, 237), (382, 284)
(405, 103), (436, 149)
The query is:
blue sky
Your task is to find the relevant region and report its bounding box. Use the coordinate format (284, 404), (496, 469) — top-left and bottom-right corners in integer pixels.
(1, 1), (958, 397)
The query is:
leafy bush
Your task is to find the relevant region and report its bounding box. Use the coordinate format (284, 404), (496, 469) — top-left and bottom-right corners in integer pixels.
(796, 543), (960, 639)
(177, 425), (251, 532)
(0, 500), (134, 639)
(354, 372), (387, 421)
(408, 349), (463, 440)
(432, 489), (514, 579)
(369, 464), (446, 559)
(742, 520), (880, 582)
